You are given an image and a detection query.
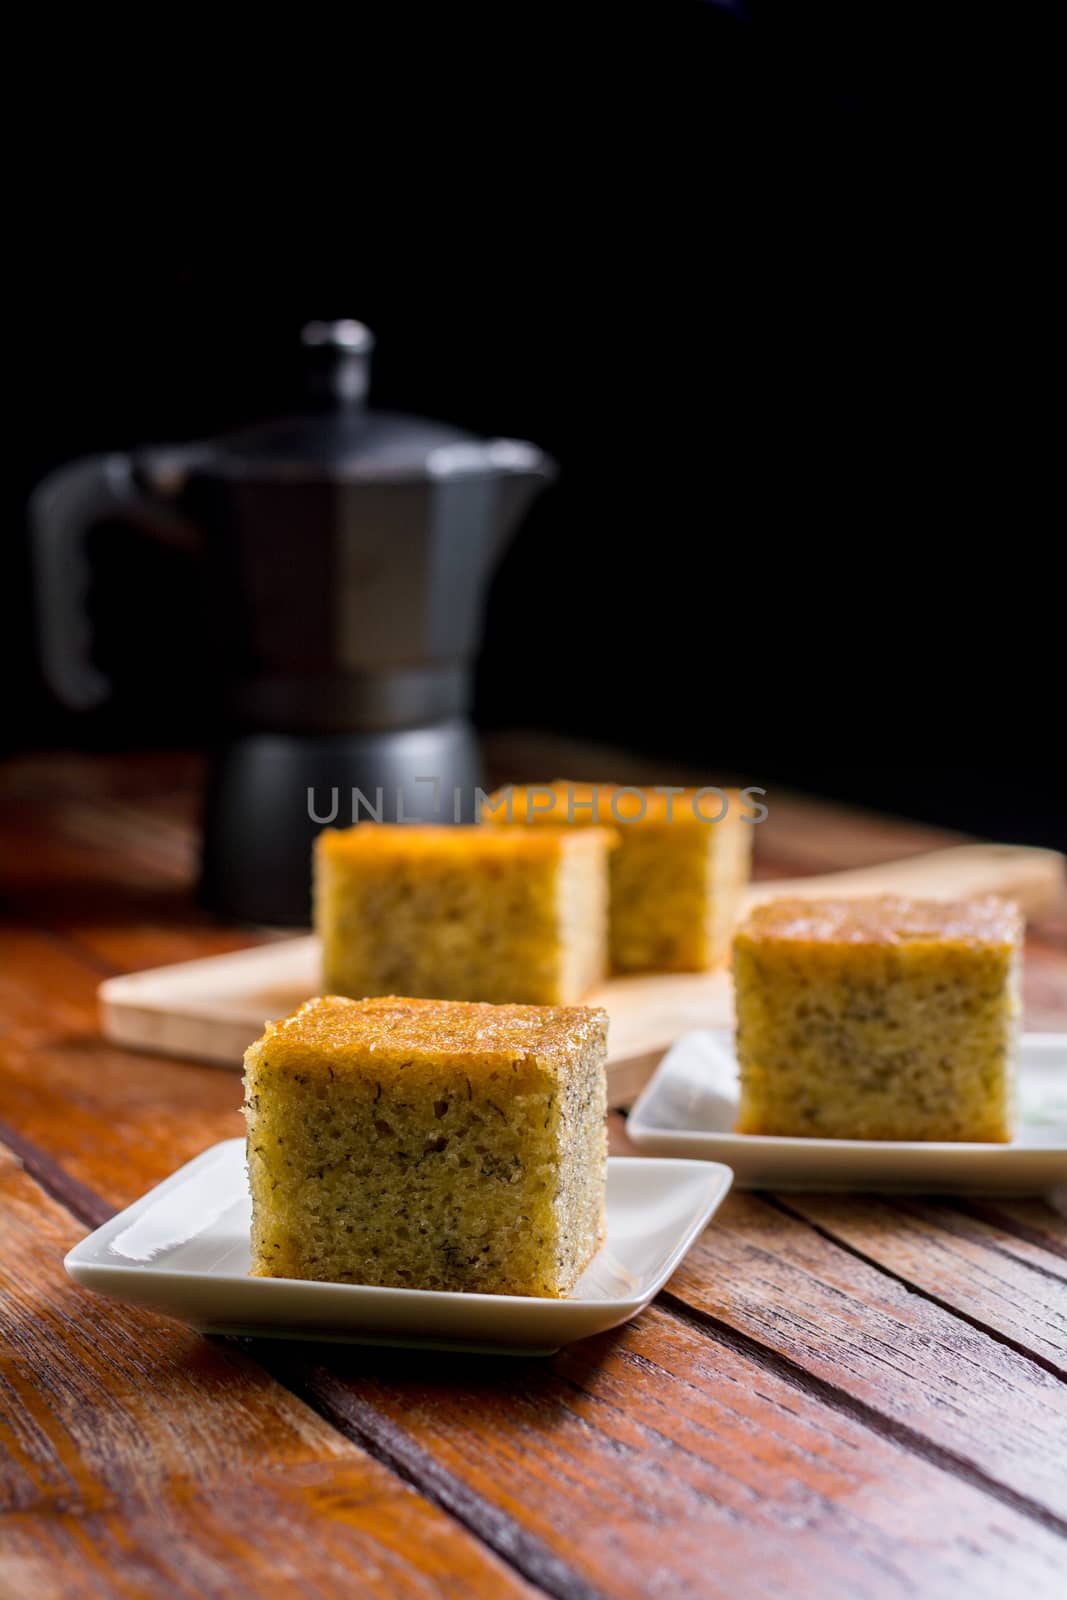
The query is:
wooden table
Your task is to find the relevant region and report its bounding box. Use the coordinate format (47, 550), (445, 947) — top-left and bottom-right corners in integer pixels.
(2, 750), (1065, 1599)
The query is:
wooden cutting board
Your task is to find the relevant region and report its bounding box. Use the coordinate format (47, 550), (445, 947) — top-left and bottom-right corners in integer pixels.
(99, 842), (1065, 1085)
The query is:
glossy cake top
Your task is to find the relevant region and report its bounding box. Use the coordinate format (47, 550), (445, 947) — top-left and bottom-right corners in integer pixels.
(737, 895), (1021, 949)
(318, 823), (613, 858)
(483, 780), (743, 828)
(257, 994), (608, 1070)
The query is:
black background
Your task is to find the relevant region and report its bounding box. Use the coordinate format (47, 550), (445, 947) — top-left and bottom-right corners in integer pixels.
(8, 4), (1064, 846)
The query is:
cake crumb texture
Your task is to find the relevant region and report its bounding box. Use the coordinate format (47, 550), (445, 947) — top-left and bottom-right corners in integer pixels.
(315, 823), (611, 1005)
(482, 780), (752, 972)
(244, 994), (608, 1296)
(733, 895), (1021, 1142)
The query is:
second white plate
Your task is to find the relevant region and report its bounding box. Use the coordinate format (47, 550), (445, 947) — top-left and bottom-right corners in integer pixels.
(628, 1031), (1067, 1193)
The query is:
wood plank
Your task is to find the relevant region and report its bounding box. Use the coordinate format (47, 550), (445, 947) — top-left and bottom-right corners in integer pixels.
(10, 1081), (1067, 1600)
(745, 843), (1067, 921)
(0, 1148), (537, 1600)
(3, 749), (1067, 1596)
(8, 1102), (1064, 1600)
(0, 928), (244, 1190)
(8, 1036), (1067, 1600)
(0, 773), (274, 973)
(4, 929), (1067, 1535)
(957, 1196), (1067, 1260)
(94, 932), (736, 1074)
(17, 1102), (1065, 1600)
(662, 1191), (1067, 1516)
(775, 1192), (1067, 1371)
(255, 1306), (1067, 1600)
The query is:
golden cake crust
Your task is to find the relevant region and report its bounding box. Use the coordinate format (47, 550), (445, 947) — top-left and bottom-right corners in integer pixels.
(738, 894), (1021, 949)
(260, 994), (608, 1074)
(318, 822), (614, 858)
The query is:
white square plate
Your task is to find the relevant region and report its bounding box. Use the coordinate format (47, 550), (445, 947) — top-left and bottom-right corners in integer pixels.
(628, 1031), (1067, 1193)
(64, 1144), (733, 1355)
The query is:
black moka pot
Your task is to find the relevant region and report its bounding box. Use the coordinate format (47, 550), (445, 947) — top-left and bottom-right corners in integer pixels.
(30, 321), (555, 924)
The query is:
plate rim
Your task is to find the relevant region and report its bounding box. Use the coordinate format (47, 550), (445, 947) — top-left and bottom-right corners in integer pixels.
(628, 1029), (1067, 1158)
(64, 1146), (734, 1315)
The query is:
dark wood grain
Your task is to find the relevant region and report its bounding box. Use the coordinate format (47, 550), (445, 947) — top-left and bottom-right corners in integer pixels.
(773, 1192), (1067, 1372)
(664, 1191), (1067, 1514)
(959, 1197), (1067, 1260)
(0, 750), (275, 975)
(0, 1148), (537, 1600)
(0, 927), (244, 1191)
(2, 747), (1066, 1599)
(262, 1309), (1067, 1600)
(2, 909), (1066, 1572)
